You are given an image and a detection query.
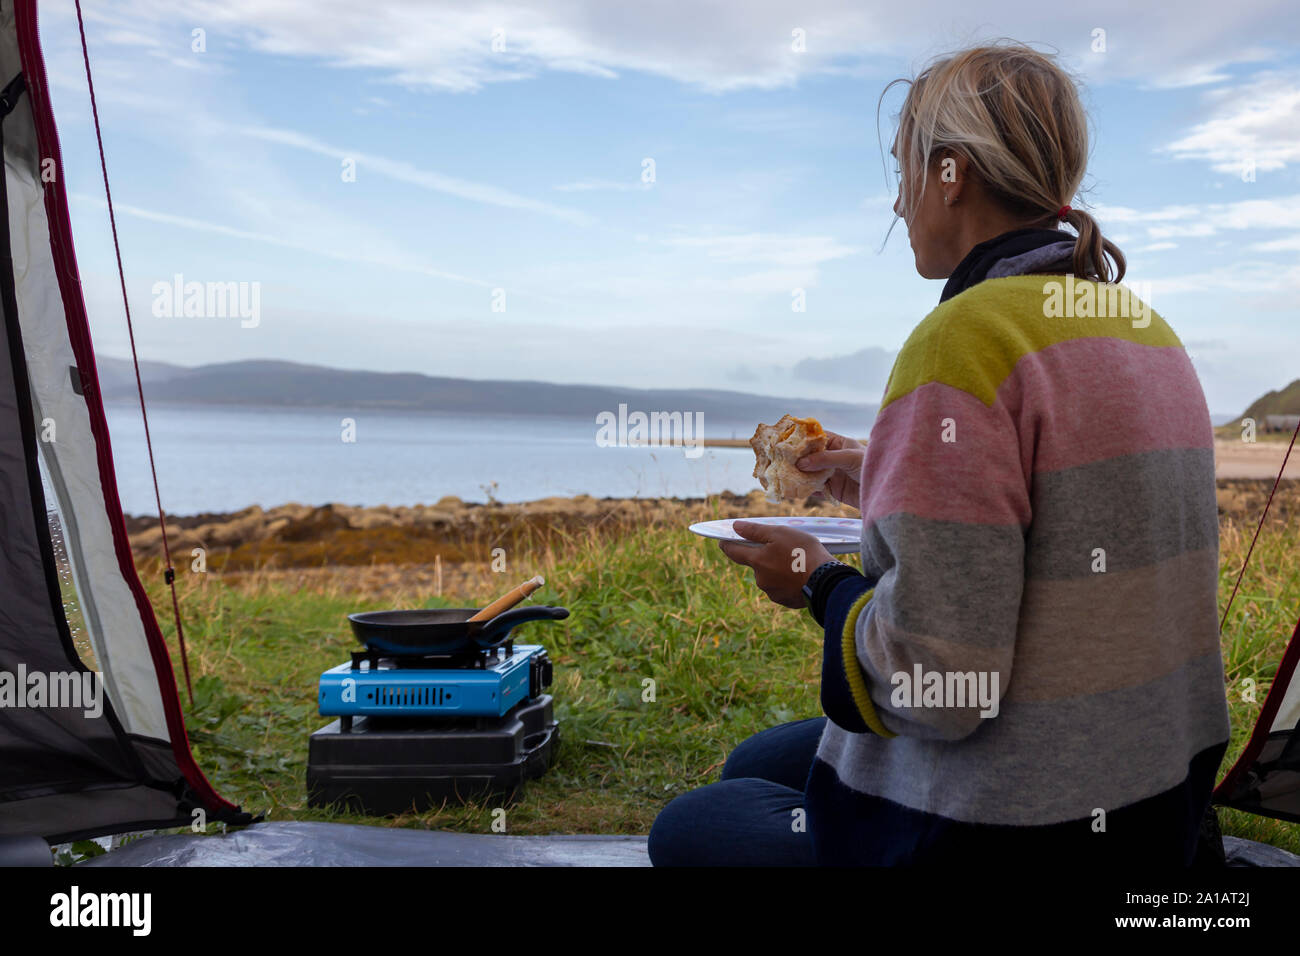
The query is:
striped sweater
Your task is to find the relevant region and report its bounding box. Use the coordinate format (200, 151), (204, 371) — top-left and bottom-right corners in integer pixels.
(808, 269), (1231, 865)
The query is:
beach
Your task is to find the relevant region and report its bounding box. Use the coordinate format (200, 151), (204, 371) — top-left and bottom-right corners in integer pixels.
(1213, 435), (1300, 479)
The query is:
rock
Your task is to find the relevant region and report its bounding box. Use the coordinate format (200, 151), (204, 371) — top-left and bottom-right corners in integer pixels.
(349, 510), (401, 530)
(277, 505), (352, 542)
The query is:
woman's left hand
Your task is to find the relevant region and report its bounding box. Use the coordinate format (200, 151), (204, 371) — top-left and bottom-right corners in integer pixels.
(718, 520), (834, 609)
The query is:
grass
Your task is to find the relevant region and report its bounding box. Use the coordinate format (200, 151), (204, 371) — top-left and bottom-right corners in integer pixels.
(138, 491), (1300, 855)
(1214, 504), (1300, 855)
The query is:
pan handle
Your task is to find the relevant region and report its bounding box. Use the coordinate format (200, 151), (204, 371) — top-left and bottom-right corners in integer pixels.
(471, 605), (569, 648)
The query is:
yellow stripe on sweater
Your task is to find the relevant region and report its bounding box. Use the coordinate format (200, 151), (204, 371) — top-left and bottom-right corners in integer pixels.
(880, 275), (1182, 411)
(842, 590), (896, 739)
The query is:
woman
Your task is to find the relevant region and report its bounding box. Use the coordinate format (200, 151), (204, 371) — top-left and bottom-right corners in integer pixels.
(649, 42), (1230, 866)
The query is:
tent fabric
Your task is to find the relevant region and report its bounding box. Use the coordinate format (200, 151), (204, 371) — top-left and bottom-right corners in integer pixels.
(0, 0), (244, 842)
(1223, 836), (1300, 868)
(81, 822), (652, 867)
(1215, 615), (1300, 823)
(0, 7), (164, 741)
(71, 822), (1292, 868)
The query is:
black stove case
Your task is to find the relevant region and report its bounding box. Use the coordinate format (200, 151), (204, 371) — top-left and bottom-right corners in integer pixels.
(306, 694), (559, 815)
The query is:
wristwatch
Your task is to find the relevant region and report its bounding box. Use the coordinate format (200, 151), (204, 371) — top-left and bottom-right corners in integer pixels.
(802, 560), (860, 625)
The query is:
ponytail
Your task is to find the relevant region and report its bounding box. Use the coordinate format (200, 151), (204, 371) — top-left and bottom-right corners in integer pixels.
(1061, 206), (1126, 283)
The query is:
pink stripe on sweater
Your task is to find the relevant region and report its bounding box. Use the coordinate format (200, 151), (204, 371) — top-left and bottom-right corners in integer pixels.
(859, 337), (1210, 526)
(860, 382), (1031, 526)
(997, 338), (1213, 476)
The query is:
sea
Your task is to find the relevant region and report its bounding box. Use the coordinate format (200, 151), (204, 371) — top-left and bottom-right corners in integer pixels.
(102, 402), (777, 516)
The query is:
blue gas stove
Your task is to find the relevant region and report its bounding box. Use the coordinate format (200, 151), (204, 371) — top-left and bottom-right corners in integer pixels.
(306, 616), (563, 815)
(317, 643), (552, 721)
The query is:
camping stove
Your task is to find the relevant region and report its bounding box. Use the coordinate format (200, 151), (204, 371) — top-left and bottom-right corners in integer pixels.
(319, 643), (553, 722)
(307, 636), (559, 815)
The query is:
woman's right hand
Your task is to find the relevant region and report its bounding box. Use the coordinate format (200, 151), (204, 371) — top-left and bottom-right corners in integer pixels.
(799, 431), (866, 507)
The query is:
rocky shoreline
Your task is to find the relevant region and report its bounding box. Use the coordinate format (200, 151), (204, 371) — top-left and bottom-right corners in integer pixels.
(124, 478), (1297, 575)
(125, 490), (859, 571)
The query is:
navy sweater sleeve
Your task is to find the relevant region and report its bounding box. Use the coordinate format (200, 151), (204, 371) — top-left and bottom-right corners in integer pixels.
(818, 572), (876, 734)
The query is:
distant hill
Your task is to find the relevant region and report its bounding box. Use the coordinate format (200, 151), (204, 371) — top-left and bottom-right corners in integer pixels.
(94, 357), (878, 435)
(1240, 379), (1300, 420)
(94, 357), (188, 393)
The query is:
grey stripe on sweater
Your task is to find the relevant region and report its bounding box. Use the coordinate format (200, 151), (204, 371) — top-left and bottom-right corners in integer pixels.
(1025, 447), (1219, 579)
(820, 649), (1229, 825)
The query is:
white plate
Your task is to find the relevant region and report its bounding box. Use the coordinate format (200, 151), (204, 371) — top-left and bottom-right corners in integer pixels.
(689, 516), (862, 554)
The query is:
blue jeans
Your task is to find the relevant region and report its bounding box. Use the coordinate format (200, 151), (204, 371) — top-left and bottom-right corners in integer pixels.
(647, 717), (825, 866)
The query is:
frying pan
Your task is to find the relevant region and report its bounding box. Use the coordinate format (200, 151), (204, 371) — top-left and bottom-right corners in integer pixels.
(348, 605), (569, 656)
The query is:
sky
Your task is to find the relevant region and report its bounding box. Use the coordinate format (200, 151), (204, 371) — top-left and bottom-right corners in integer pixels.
(32, 0), (1300, 416)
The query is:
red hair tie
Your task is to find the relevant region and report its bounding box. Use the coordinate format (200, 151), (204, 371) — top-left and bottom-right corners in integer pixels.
(1056, 204), (1072, 221)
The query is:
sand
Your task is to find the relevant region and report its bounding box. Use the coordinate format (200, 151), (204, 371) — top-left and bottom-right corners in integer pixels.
(1214, 438), (1300, 479)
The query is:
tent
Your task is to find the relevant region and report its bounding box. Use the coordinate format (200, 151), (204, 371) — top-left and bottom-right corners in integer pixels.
(0, 0), (250, 850)
(0, 0), (1293, 865)
(1211, 418), (1300, 826)
(1215, 611), (1300, 822)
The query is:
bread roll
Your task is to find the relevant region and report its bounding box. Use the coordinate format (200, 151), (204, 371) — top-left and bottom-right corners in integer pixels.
(750, 415), (834, 502)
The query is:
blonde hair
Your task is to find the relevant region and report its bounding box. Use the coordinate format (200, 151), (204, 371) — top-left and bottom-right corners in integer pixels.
(882, 41), (1126, 283)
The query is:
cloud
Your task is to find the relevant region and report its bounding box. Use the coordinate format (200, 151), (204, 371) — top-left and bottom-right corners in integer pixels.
(692, 270), (821, 294)
(99, 28), (164, 49)
(1094, 204), (1204, 224)
(721, 107), (838, 136)
(70, 192), (495, 288)
(1251, 235), (1300, 252)
(792, 346), (897, 391)
(54, 0), (1300, 95)
(1147, 260), (1300, 295)
(535, 231), (861, 300)
(662, 233), (861, 267)
(1064, 195), (1300, 300)
(636, 233), (864, 294)
(240, 126), (595, 225)
(1093, 194), (1300, 245)
(727, 346), (898, 400)
(1162, 70), (1300, 173)
(553, 179), (651, 192)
